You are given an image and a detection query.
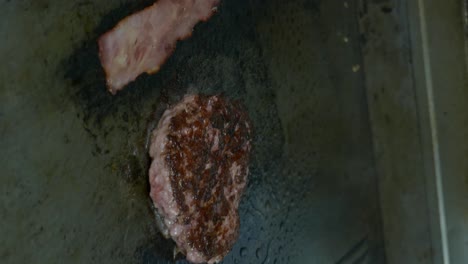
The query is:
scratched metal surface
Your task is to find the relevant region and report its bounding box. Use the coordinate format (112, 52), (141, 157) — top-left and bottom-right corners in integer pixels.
(0, 0), (384, 263)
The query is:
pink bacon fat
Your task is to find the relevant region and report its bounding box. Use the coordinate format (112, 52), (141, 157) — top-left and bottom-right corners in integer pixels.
(98, 0), (220, 94)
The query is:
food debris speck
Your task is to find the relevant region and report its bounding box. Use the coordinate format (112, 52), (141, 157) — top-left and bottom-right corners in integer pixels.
(352, 64), (361, 72)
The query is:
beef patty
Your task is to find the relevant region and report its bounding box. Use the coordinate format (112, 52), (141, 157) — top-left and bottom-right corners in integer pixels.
(148, 94), (252, 263)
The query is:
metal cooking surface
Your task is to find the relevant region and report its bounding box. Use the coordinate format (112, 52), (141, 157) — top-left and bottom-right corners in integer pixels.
(0, 0), (384, 263)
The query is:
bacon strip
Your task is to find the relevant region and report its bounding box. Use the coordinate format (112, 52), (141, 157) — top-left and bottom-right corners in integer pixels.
(98, 0), (220, 94)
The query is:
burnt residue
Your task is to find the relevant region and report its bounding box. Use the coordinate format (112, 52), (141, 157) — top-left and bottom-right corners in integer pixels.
(134, 234), (175, 264)
(381, 5), (393, 14)
(302, 0), (322, 13)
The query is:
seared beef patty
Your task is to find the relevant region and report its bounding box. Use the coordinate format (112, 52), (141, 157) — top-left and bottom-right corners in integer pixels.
(148, 94), (252, 263)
